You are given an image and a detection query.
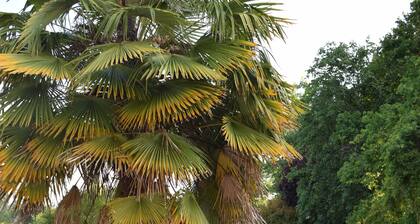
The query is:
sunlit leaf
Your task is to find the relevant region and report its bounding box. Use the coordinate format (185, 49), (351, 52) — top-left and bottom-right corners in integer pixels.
(141, 54), (226, 81)
(0, 54), (75, 79)
(222, 116), (301, 159)
(108, 196), (167, 224)
(122, 132), (210, 181)
(79, 41), (161, 75)
(119, 80), (222, 130)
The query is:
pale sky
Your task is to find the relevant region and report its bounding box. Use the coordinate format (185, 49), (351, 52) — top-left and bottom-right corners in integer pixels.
(0, 0), (413, 84)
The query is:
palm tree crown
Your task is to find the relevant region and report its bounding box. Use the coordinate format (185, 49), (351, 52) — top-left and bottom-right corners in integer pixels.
(0, 0), (302, 223)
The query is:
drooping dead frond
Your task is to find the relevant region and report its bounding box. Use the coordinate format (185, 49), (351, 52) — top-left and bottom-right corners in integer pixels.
(54, 186), (81, 224)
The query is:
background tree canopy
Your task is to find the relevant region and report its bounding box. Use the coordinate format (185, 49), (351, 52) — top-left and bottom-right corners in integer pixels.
(263, 1), (420, 224)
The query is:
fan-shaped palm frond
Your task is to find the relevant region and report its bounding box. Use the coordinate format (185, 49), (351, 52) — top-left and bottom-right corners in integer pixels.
(0, 54), (75, 79)
(41, 95), (114, 142)
(108, 196), (167, 224)
(192, 38), (255, 74)
(16, 0), (78, 54)
(207, 0), (289, 42)
(119, 80), (222, 130)
(0, 79), (64, 127)
(0, 154), (62, 183)
(172, 191), (208, 224)
(27, 136), (67, 168)
(69, 134), (128, 171)
(78, 41), (161, 75)
(75, 65), (141, 100)
(237, 93), (299, 133)
(0, 180), (50, 206)
(98, 5), (184, 40)
(141, 54), (226, 81)
(221, 116), (301, 159)
(122, 132), (210, 182)
(0, 126), (32, 152)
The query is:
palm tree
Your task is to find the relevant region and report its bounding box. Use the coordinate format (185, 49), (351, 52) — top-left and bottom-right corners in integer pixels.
(0, 0), (302, 223)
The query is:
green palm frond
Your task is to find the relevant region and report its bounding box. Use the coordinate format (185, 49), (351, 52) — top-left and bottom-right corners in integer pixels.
(237, 93), (299, 133)
(98, 5), (184, 40)
(122, 132), (210, 182)
(70, 134), (128, 171)
(221, 116), (301, 159)
(0, 126), (32, 152)
(192, 38), (255, 74)
(0, 181), (51, 207)
(119, 80), (222, 130)
(141, 54), (226, 81)
(0, 54), (75, 79)
(172, 191), (208, 224)
(75, 65), (138, 100)
(79, 0), (116, 13)
(27, 136), (67, 168)
(41, 95), (114, 142)
(207, 0), (289, 42)
(16, 0), (78, 54)
(78, 41), (161, 75)
(0, 79), (64, 127)
(108, 196), (167, 224)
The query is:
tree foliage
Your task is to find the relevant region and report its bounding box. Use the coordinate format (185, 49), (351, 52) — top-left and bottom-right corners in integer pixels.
(269, 1), (420, 224)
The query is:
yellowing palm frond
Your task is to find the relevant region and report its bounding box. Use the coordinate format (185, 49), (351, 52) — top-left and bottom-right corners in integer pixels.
(237, 93), (299, 133)
(119, 80), (222, 130)
(141, 54), (226, 81)
(0, 79), (64, 127)
(0, 151), (66, 184)
(70, 134), (129, 171)
(122, 132), (210, 182)
(27, 136), (67, 168)
(79, 41), (161, 75)
(0, 181), (50, 206)
(0, 54), (75, 79)
(221, 116), (301, 159)
(108, 196), (167, 224)
(41, 95), (114, 142)
(172, 191), (208, 224)
(16, 0), (78, 54)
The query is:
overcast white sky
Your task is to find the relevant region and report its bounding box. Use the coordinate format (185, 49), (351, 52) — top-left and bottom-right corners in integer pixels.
(0, 0), (413, 84)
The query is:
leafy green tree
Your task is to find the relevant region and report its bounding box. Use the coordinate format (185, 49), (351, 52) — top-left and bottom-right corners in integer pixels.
(287, 42), (373, 224)
(0, 0), (302, 223)
(283, 1), (420, 224)
(338, 2), (420, 223)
